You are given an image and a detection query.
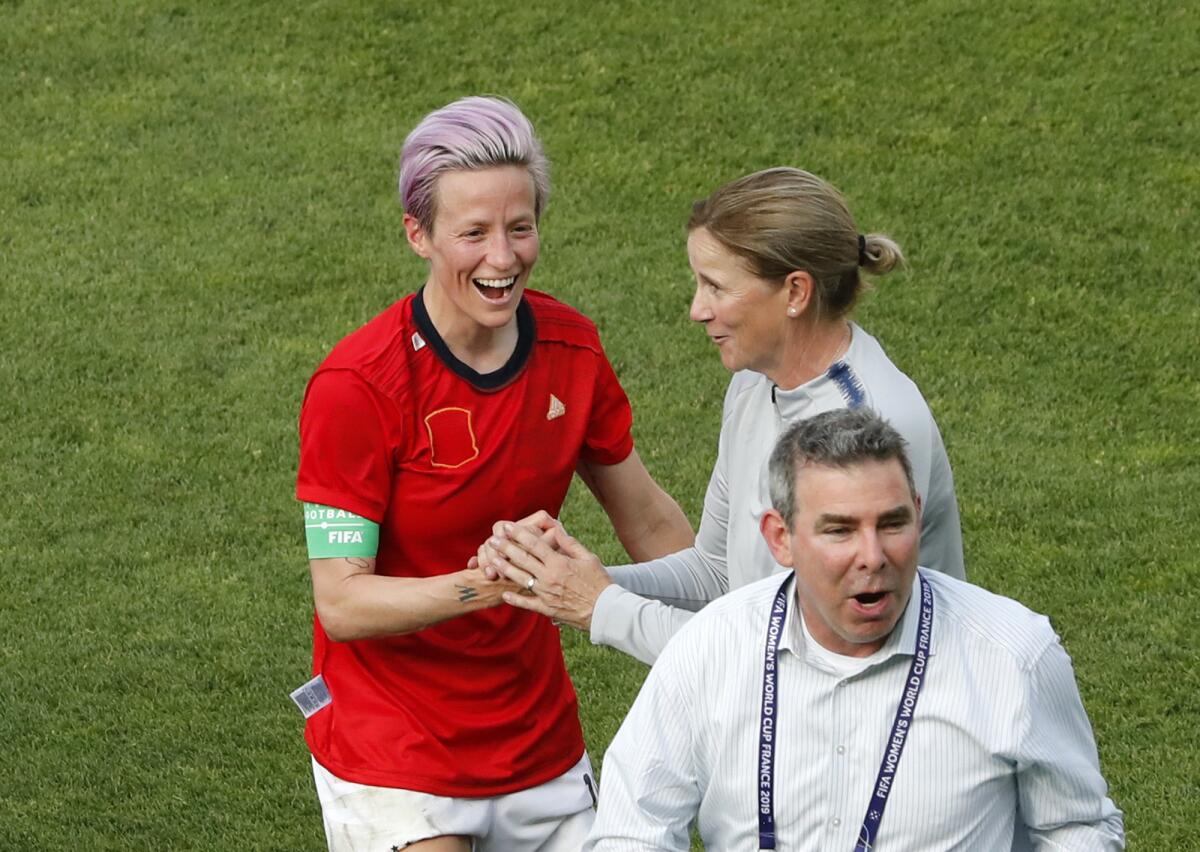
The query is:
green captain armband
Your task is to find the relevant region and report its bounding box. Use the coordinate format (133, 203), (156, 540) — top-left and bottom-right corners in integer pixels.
(303, 503), (380, 559)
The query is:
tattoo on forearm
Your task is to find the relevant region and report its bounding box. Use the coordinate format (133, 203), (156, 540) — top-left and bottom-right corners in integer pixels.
(456, 585), (479, 603)
(347, 558), (371, 570)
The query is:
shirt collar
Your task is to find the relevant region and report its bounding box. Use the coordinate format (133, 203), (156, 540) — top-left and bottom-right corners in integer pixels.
(889, 569), (927, 657)
(777, 574), (802, 656)
(771, 323), (862, 420)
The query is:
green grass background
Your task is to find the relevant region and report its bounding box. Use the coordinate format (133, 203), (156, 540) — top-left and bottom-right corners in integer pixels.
(2, 0), (1196, 848)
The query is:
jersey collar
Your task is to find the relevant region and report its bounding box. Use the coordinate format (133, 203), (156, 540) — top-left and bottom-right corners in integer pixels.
(412, 287), (536, 391)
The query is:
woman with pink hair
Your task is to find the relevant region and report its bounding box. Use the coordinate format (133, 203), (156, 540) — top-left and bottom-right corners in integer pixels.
(294, 96), (692, 851)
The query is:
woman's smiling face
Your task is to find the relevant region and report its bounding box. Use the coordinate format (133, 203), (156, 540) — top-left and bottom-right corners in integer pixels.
(687, 226), (791, 377)
(406, 164), (540, 333)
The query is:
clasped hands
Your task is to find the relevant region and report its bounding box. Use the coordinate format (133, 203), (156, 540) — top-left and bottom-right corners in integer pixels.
(474, 510), (611, 630)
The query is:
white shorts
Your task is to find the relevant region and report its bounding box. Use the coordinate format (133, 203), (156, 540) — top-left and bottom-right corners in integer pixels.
(312, 752), (597, 852)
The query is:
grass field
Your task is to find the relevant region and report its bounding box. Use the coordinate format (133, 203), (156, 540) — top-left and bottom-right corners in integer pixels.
(2, 0), (1197, 848)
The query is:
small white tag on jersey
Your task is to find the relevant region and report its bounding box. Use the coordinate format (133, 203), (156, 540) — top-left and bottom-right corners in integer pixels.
(411, 332), (426, 351)
(290, 674), (332, 718)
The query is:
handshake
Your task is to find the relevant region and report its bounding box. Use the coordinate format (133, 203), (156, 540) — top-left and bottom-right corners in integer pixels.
(472, 511), (612, 631)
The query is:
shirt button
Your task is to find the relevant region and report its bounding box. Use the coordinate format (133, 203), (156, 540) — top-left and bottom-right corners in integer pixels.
(836, 745), (845, 755)
(832, 818), (841, 827)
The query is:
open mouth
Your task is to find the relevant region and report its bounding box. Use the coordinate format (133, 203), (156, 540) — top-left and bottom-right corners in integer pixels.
(473, 276), (517, 301)
(849, 590), (893, 616)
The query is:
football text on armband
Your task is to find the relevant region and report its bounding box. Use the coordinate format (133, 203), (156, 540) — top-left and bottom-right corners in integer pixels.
(303, 503), (380, 559)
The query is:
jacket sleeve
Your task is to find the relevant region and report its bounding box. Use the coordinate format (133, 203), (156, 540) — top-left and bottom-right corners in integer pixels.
(588, 376), (739, 663)
(916, 415), (966, 580)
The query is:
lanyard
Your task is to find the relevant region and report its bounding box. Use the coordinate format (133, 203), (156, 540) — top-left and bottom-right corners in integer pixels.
(853, 572), (933, 850)
(756, 575), (791, 849)
(756, 572), (934, 851)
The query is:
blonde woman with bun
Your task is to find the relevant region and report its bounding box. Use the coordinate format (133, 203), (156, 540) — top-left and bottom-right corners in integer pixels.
(485, 167), (965, 666)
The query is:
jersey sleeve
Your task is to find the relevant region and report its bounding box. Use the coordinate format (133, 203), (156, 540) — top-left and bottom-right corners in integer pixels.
(296, 368), (398, 524)
(579, 345), (634, 466)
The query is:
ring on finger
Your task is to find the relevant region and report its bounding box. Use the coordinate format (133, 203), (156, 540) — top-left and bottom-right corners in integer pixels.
(525, 576), (536, 592)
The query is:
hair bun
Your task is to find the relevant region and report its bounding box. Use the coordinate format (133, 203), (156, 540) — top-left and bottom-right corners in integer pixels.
(859, 233), (904, 275)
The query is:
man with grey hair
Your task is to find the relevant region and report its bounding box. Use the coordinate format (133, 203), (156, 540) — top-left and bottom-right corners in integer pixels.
(584, 409), (1124, 850)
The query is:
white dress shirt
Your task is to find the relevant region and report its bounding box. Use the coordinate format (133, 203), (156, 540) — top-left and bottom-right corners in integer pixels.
(590, 324), (965, 665)
(585, 569), (1124, 851)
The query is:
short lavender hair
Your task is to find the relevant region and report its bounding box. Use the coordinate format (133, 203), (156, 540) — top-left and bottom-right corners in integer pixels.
(398, 96), (551, 233)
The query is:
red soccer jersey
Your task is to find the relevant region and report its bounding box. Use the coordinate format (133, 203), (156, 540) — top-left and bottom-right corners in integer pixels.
(296, 288), (633, 796)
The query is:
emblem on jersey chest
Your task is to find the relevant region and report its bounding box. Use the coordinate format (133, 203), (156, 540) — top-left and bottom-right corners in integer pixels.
(547, 393), (566, 421)
(423, 407), (479, 468)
